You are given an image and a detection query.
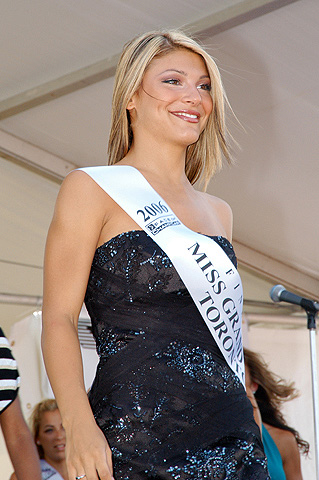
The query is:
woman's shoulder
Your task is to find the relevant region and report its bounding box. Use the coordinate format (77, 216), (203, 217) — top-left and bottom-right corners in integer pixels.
(57, 168), (112, 210)
(264, 423), (299, 454)
(197, 191), (233, 239)
(264, 424), (302, 477)
(198, 190), (232, 214)
(50, 167), (116, 235)
(264, 423), (295, 441)
(62, 167), (104, 191)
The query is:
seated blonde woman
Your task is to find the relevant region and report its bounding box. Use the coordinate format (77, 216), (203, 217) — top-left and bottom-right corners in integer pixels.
(11, 399), (68, 480)
(32, 399), (68, 480)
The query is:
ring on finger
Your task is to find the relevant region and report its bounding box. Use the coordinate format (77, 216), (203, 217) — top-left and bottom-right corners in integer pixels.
(75, 475), (86, 479)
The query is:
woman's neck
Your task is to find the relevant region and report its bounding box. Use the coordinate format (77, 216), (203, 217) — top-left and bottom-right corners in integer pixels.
(121, 139), (189, 187)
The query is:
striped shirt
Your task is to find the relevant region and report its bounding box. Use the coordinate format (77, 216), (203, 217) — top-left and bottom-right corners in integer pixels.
(0, 327), (20, 413)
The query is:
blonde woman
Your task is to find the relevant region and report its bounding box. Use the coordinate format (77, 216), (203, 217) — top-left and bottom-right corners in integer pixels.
(30, 399), (68, 480)
(42, 30), (269, 480)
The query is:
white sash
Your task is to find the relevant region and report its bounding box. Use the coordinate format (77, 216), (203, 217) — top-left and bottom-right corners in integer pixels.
(79, 165), (245, 386)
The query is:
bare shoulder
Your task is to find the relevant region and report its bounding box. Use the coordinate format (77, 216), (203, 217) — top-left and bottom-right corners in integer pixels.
(198, 191), (233, 240)
(277, 428), (300, 454)
(54, 169), (112, 225)
(265, 424), (297, 447)
(58, 169), (107, 204)
(264, 424), (301, 465)
(45, 168), (115, 265)
(268, 427), (303, 479)
(199, 191), (232, 215)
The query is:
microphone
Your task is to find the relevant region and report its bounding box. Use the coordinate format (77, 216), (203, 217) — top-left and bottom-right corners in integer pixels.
(270, 284), (319, 312)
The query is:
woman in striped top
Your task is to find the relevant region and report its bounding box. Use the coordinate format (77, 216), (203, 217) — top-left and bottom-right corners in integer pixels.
(0, 327), (42, 480)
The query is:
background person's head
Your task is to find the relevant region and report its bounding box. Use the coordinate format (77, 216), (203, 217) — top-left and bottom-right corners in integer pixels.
(108, 29), (231, 187)
(244, 348), (309, 454)
(244, 348), (297, 411)
(30, 399), (66, 463)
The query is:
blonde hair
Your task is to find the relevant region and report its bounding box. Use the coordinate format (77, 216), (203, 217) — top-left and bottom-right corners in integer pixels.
(29, 398), (58, 459)
(108, 30), (231, 188)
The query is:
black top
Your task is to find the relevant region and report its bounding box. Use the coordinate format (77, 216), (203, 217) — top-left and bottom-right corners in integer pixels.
(85, 231), (269, 479)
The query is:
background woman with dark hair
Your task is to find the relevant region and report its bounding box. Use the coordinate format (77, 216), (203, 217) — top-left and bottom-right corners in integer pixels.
(245, 348), (309, 480)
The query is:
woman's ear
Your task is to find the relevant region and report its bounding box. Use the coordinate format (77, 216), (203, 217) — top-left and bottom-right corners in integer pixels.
(251, 381), (259, 394)
(127, 91), (138, 112)
(127, 100), (135, 111)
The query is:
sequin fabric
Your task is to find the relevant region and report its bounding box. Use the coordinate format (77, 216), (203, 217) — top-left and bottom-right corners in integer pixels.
(85, 230), (269, 479)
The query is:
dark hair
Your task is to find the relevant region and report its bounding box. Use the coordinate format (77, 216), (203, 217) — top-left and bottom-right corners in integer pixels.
(244, 348), (309, 455)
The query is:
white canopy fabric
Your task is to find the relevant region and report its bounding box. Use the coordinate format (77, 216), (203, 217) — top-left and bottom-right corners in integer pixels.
(1, 0), (318, 329)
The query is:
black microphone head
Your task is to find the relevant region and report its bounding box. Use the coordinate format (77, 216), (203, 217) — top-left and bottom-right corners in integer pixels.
(270, 284), (285, 303)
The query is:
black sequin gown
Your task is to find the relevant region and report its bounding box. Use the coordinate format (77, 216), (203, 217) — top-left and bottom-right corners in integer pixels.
(85, 231), (269, 479)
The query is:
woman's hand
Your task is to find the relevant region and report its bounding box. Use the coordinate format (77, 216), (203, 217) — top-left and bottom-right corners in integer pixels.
(66, 419), (114, 480)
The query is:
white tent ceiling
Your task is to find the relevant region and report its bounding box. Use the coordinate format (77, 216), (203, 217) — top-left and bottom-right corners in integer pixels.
(1, 0), (319, 334)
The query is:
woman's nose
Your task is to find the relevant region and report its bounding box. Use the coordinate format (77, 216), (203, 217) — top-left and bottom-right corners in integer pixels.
(56, 427), (65, 439)
(182, 84), (201, 104)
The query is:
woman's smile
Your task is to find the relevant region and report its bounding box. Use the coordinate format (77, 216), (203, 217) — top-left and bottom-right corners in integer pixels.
(169, 109), (201, 123)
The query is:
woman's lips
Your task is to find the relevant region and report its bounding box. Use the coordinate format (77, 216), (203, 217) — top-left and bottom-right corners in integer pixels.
(170, 110), (200, 123)
(55, 443), (65, 451)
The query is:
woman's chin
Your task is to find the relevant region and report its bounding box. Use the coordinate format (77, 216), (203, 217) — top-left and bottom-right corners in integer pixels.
(173, 130), (200, 148)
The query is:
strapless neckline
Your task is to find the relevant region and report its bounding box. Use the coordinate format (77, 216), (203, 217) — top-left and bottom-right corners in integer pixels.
(96, 229), (233, 254)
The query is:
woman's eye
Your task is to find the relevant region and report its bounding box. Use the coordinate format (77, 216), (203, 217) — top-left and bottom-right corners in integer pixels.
(162, 79), (180, 85)
(198, 83), (211, 92)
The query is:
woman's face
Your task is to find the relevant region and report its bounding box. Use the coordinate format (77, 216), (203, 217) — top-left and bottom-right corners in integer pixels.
(36, 409), (66, 463)
(127, 48), (213, 147)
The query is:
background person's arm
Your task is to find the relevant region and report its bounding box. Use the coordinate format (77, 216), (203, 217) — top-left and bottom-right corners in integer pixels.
(1, 396), (42, 480)
(265, 424), (303, 480)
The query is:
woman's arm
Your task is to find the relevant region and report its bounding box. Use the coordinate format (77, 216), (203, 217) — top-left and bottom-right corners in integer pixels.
(281, 436), (303, 480)
(277, 431), (303, 480)
(42, 171), (113, 480)
(1, 397), (42, 480)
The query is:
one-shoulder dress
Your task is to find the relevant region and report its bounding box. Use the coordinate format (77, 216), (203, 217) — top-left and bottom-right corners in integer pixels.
(85, 231), (269, 479)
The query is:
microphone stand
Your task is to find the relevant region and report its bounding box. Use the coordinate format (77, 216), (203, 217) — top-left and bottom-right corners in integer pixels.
(306, 307), (319, 480)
